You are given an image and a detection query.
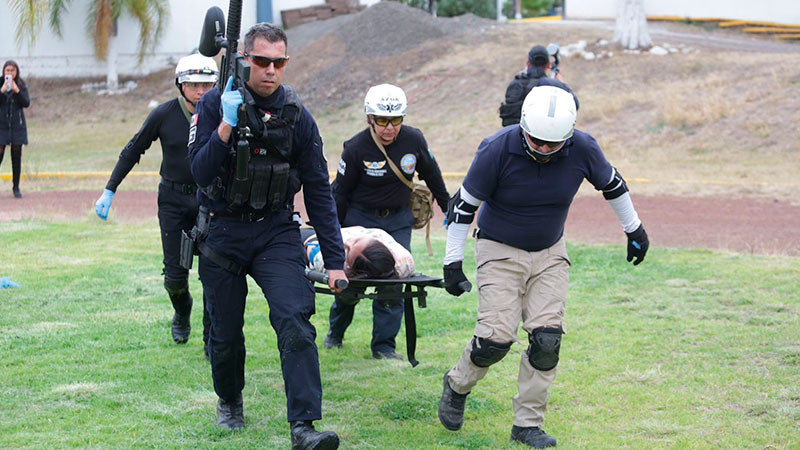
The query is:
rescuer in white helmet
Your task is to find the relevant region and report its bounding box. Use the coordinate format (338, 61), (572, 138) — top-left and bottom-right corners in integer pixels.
(438, 85), (649, 448)
(326, 83), (451, 362)
(94, 53), (218, 351)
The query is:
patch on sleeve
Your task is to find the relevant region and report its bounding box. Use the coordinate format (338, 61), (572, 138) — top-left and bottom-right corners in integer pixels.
(428, 148), (435, 160)
(338, 158), (346, 175)
(401, 153), (417, 174)
(188, 114), (198, 145)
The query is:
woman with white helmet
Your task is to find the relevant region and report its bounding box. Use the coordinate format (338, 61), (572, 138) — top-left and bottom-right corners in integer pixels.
(94, 53), (218, 351)
(327, 83), (450, 361)
(438, 85), (649, 448)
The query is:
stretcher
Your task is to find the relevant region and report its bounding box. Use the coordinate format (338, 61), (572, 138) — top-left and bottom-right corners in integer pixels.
(305, 269), (446, 367)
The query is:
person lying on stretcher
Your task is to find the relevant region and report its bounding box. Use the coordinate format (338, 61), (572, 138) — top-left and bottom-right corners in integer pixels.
(301, 226), (414, 279)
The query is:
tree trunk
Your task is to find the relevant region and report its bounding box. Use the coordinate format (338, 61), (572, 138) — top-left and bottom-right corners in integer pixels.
(428, 0), (437, 17)
(613, 0), (652, 50)
(106, 25), (119, 89)
(514, 0), (521, 19)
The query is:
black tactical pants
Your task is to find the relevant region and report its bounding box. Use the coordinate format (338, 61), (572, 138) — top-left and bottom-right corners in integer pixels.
(198, 209), (323, 421)
(329, 206), (413, 354)
(157, 180), (209, 340)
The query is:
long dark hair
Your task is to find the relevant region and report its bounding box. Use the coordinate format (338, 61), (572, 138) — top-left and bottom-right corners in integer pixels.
(2, 60), (26, 89)
(347, 240), (397, 280)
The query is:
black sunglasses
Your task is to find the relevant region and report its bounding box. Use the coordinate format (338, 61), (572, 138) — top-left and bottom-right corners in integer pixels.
(526, 133), (564, 149)
(244, 53), (289, 69)
(371, 116), (403, 127)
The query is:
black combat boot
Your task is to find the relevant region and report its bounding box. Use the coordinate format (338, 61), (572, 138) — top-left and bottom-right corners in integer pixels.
(216, 395), (244, 431)
(169, 292), (193, 344)
(323, 331), (342, 349)
(510, 425), (557, 448)
(438, 371), (469, 431)
(290, 421), (339, 450)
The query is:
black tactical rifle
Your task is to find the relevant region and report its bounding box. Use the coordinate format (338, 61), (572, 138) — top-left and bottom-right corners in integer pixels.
(199, 1), (252, 206)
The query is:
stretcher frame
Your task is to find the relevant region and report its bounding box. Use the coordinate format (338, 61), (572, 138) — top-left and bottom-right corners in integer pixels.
(311, 274), (444, 367)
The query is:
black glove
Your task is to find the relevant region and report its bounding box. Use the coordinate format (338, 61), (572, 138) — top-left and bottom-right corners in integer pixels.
(444, 261), (471, 296)
(626, 224), (649, 266)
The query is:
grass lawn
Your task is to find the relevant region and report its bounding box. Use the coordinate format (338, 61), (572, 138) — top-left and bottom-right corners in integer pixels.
(1, 220), (798, 449)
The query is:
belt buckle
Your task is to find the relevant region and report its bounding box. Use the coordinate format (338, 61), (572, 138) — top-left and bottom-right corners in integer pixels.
(182, 184), (195, 194)
(376, 208), (390, 218)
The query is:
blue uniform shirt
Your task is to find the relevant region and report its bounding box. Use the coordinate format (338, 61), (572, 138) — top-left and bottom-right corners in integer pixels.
(188, 84), (346, 270)
(463, 126), (613, 252)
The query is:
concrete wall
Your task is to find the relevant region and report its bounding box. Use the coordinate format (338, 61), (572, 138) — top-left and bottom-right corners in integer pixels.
(0, 1), (262, 78)
(565, 0), (800, 26)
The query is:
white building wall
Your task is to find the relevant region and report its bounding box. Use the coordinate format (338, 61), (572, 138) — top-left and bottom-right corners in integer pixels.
(0, 1), (258, 78)
(0, 0), (378, 78)
(565, 0), (800, 26)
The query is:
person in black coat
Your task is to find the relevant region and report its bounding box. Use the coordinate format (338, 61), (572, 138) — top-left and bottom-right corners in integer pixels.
(0, 60), (30, 198)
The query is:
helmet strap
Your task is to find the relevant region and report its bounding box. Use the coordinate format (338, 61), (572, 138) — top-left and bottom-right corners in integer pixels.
(176, 82), (197, 108)
(368, 116), (398, 145)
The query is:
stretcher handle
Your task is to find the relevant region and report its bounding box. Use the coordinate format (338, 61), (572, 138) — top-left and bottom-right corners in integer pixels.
(458, 280), (472, 293)
(304, 268), (349, 290)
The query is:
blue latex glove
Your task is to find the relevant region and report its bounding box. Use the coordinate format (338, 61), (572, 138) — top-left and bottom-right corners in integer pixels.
(95, 189), (114, 220)
(221, 76), (243, 127)
(0, 277), (20, 288)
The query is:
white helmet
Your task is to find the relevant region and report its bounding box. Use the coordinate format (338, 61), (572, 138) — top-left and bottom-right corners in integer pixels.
(175, 53), (218, 85)
(364, 84), (407, 117)
(520, 85), (576, 142)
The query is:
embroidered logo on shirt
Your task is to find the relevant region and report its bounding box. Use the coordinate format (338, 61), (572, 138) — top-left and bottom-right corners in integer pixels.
(363, 160), (387, 177)
(400, 153), (417, 174)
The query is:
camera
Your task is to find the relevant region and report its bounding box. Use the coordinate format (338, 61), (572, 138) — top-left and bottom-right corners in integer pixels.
(3, 74), (11, 83)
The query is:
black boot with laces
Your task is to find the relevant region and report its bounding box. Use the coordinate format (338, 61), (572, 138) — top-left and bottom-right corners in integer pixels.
(290, 421), (339, 450)
(438, 371), (469, 431)
(510, 425), (557, 448)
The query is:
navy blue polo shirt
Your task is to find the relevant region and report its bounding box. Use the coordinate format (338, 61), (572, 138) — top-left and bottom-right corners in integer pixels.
(463, 126), (613, 251)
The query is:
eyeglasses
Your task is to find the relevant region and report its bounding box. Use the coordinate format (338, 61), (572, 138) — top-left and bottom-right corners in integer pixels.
(371, 116), (403, 127)
(244, 53), (289, 69)
(525, 133), (564, 150)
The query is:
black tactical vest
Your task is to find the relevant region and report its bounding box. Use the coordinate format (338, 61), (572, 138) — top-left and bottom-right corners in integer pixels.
(203, 86), (303, 210)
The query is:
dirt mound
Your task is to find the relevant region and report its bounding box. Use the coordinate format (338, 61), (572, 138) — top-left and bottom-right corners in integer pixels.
(285, 2), (495, 112)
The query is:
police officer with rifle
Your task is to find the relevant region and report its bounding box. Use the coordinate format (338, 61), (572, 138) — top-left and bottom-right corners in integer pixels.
(187, 4), (346, 448)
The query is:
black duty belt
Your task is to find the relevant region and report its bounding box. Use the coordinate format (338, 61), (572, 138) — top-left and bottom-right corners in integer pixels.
(161, 179), (197, 195)
(209, 209), (269, 223)
(355, 205), (402, 219)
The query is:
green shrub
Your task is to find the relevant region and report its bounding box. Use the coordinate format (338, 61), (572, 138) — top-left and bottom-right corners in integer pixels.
(502, 0), (555, 18)
(438, 0), (496, 19)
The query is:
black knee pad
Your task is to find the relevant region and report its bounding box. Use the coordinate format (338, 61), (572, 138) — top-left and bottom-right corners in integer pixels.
(164, 277), (189, 297)
(527, 327), (563, 371)
(470, 336), (513, 367)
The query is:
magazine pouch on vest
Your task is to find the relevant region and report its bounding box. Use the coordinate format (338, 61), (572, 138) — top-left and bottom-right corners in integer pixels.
(205, 86), (303, 210)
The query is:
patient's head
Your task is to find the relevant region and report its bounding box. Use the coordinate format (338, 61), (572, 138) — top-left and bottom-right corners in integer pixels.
(344, 237), (397, 279)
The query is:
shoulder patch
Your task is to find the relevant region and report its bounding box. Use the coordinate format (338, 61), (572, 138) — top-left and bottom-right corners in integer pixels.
(400, 153), (417, 174)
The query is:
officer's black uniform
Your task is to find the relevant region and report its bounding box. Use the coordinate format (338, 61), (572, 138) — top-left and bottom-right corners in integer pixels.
(499, 66), (579, 127)
(188, 83), (345, 422)
(105, 97), (209, 343)
(331, 125), (449, 355)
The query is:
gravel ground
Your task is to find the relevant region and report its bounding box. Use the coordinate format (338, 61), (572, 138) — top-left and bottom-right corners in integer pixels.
(285, 1), (496, 112)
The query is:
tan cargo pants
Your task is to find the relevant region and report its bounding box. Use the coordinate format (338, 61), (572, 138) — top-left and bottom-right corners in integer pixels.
(447, 237), (570, 428)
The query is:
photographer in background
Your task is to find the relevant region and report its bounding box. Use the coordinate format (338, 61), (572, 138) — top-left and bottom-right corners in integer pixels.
(499, 45), (578, 127)
(0, 60), (30, 199)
